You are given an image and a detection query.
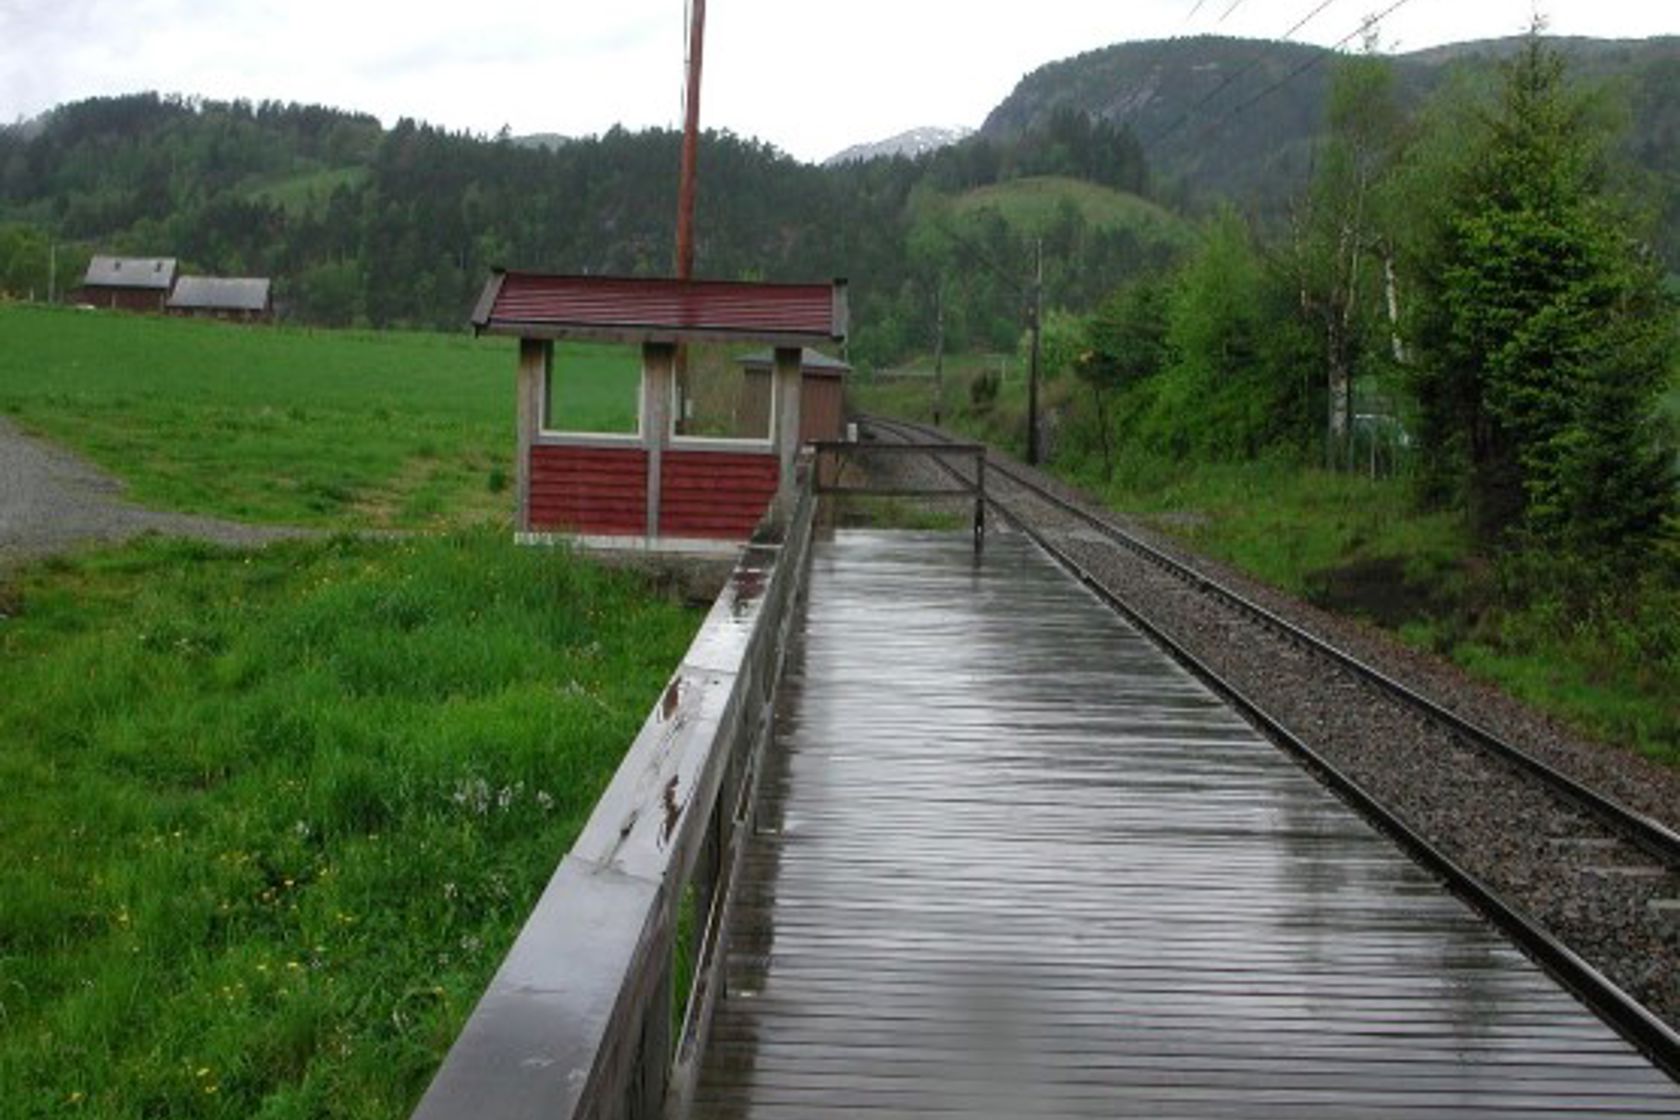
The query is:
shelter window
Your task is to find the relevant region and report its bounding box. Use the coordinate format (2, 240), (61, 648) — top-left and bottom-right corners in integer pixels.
(541, 342), (641, 437)
(671, 343), (774, 444)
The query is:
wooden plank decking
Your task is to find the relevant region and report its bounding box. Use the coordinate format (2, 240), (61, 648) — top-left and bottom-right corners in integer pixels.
(693, 529), (1680, 1118)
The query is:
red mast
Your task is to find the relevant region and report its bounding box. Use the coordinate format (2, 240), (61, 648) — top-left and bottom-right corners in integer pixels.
(675, 0), (706, 279)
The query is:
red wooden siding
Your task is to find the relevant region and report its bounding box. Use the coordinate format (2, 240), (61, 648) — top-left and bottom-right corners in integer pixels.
(528, 445), (648, 536)
(800, 377), (845, 443)
(81, 286), (169, 313)
(659, 451), (779, 540)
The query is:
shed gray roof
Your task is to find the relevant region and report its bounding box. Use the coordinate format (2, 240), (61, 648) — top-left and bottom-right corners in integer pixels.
(167, 276), (272, 312)
(737, 347), (851, 377)
(83, 255), (178, 290)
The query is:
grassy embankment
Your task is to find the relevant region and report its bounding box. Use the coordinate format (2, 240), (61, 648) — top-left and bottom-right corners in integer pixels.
(0, 306), (699, 1116)
(0, 533), (696, 1117)
(0, 304), (640, 528)
(853, 368), (1680, 764)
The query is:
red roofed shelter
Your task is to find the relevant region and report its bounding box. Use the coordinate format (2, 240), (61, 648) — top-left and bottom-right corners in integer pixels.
(472, 270), (848, 550)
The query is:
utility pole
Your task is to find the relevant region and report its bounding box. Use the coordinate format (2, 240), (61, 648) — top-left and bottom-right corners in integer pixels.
(47, 241), (57, 305)
(672, 0), (706, 433)
(932, 280), (945, 426)
(1027, 238), (1043, 466)
(674, 0), (706, 281)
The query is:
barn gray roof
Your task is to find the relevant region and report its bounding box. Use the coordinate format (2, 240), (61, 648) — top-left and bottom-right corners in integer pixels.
(167, 276), (272, 312)
(737, 347), (851, 376)
(83, 255), (177, 290)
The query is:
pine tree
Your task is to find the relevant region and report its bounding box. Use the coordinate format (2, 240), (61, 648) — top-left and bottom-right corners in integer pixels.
(1410, 36), (1676, 567)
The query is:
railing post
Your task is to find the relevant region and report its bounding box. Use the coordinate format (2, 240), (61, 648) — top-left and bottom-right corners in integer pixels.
(973, 450), (986, 554)
(632, 963), (671, 1120)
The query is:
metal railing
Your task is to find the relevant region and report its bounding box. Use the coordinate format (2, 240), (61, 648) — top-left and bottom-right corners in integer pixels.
(412, 475), (816, 1120)
(811, 438), (986, 550)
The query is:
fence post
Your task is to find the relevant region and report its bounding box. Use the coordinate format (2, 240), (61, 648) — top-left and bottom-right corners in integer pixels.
(973, 450), (986, 554)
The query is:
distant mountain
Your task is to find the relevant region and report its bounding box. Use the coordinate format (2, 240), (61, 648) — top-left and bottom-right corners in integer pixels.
(511, 133), (571, 151)
(824, 126), (974, 167)
(982, 34), (1680, 235)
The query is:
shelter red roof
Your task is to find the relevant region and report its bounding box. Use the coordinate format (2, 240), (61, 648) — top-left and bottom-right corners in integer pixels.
(472, 271), (847, 346)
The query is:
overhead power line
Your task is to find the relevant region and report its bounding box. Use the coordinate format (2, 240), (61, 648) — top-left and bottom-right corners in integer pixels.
(1201, 0), (1419, 135)
(1141, 0), (1345, 149)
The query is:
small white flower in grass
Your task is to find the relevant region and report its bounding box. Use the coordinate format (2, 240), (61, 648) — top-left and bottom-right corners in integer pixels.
(443, 882), (458, 900)
(451, 777), (491, 815)
(536, 790), (554, 812)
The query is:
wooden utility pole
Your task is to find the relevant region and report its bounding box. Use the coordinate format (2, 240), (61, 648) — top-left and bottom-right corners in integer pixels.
(672, 0), (706, 435)
(1027, 238), (1043, 466)
(932, 281), (945, 426)
(675, 0), (706, 280)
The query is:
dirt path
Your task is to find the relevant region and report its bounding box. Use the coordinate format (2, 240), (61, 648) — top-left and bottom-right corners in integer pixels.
(0, 416), (309, 572)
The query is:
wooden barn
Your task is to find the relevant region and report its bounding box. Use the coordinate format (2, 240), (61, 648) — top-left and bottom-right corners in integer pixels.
(78, 256), (177, 312)
(472, 270), (847, 552)
(737, 347), (850, 443)
(167, 276), (273, 322)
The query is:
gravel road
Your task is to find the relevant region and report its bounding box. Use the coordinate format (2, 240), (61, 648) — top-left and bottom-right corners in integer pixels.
(0, 415), (307, 573)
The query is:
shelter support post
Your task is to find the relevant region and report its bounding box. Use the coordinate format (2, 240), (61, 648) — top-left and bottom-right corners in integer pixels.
(516, 339), (549, 533)
(643, 343), (676, 540)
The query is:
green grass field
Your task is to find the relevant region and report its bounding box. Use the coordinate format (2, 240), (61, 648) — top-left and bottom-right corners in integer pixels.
(0, 531), (697, 1117)
(0, 305), (641, 528)
(243, 167), (371, 216)
(0, 307), (702, 1114)
(949, 176), (1194, 244)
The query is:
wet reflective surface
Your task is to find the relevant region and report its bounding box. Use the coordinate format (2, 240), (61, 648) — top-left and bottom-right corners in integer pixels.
(693, 531), (1680, 1118)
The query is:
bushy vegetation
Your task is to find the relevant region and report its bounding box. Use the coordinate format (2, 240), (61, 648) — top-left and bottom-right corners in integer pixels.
(1407, 42), (1676, 566)
(0, 531), (699, 1117)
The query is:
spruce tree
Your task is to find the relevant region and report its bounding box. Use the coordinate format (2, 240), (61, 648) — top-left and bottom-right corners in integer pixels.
(1411, 36), (1676, 568)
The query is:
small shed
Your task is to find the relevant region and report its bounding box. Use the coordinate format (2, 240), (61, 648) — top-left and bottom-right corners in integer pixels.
(167, 276), (273, 322)
(472, 270), (848, 551)
(737, 348), (850, 443)
(79, 256), (177, 312)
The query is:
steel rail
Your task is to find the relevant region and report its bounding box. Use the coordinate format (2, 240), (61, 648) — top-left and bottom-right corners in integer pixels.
(858, 413), (1680, 1081)
(864, 415), (1680, 867)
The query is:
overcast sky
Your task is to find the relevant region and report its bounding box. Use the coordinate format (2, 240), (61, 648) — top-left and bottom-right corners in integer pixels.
(1, 0), (1673, 162)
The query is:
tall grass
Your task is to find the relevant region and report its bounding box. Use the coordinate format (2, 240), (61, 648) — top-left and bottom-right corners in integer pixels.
(0, 530), (698, 1117)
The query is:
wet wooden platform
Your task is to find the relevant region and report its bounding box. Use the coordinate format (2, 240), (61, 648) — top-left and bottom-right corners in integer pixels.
(693, 530), (1680, 1119)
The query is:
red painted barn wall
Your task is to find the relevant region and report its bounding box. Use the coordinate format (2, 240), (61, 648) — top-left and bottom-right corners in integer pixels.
(528, 445), (648, 536)
(660, 451), (778, 540)
(82, 286), (168, 313)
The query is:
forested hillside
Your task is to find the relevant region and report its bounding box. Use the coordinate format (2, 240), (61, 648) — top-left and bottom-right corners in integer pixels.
(0, 92), (1162, 363)
(983, 34), (1680, 262)
(1, 34), (1675, 360)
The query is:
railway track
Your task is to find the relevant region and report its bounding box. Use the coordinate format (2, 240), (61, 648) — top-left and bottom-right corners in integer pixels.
(858, 413), (1680, 1081)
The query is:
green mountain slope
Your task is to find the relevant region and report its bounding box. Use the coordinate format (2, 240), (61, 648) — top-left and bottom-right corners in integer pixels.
(950, 176), (1192, 245)
(982, 34), (1680, 250)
